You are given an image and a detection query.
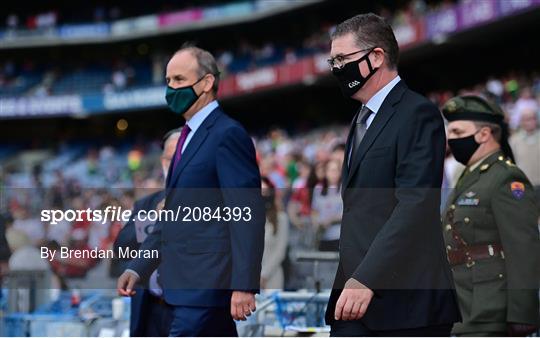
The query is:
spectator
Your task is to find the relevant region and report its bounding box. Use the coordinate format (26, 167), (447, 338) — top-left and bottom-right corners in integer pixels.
(311, 160), (342, 251)
(510, 87), (538, 130)
(7, 229), (48, 271)
(111, 68), (127, 90)
(330, 143), (346, 169)
(6, 13), (18, 31)
(260, 177), (289, 290)
(510, 108), (540, 187)
(287, 158), (313, 229)
(50, 228), (97, 278)
(12, 206), (45, 246)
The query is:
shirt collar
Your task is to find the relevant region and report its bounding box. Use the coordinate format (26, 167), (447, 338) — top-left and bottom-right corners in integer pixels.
(365, 75), (401, 114)
(468, 149), (499, 172)
(186, 100), (219, 133)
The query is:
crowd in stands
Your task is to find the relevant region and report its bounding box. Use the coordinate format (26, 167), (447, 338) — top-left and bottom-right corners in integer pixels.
(2, 0), (436, 32)
(0, 27), (331, 98)
(1, 0), (450, 99)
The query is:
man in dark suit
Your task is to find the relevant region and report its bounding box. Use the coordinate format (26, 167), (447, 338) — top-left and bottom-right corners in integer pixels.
(117, 45), (265, 337)
(113, 129), (179, 336)
(325, 13), (461, 336)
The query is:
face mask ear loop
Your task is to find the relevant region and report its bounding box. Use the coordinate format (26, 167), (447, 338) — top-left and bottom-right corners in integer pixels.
(365, 53), (374, 73)
(360, 50), (379, 84)
(191, 75), (207, 98)
(194, 75), (206, 86)
(193, 73), (214, 98)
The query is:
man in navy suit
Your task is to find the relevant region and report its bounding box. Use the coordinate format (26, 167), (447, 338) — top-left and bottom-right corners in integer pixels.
(117, 45), (265, 337)
(113, 129), (179, 336)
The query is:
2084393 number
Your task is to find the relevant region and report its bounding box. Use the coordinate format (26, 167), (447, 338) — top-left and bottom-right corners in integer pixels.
(180, 206), (252, 222)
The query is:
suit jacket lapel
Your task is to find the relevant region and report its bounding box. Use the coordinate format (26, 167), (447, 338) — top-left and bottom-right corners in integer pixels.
(344, 81), (407, 188)
(166, 107), (221, 188)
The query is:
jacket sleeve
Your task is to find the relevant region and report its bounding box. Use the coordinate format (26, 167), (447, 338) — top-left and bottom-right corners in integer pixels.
(113, 201), (141, 250)
(216, 125), (265, 291)
(491, 169), (540, 325)
(352, 101), (446, 290)
(126, 200), (163, 281)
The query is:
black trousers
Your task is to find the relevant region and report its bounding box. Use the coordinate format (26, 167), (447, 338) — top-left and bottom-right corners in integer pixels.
(330, 320), (453, 337)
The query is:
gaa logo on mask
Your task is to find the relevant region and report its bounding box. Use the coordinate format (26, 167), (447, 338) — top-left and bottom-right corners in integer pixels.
(348, 80), (360, 88)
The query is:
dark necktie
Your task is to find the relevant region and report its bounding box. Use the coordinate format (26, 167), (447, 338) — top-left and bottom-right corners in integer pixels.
(350, 105), (373, 166)
(171, 124), (191, 174)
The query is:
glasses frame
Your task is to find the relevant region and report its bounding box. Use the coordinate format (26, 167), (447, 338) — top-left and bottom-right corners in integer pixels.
(327, 47), (375, 70)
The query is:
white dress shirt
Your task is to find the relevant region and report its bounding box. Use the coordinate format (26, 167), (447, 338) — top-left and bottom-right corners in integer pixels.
(363, 75), (401, 129)
(347, 76), (401, 165)
(181, 100), (219, 153)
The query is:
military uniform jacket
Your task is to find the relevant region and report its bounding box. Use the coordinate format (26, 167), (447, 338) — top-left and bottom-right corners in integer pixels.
(443, 150), (540, 334)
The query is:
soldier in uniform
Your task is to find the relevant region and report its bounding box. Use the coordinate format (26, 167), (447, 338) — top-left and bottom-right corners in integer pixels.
(441, 95), (540, 336)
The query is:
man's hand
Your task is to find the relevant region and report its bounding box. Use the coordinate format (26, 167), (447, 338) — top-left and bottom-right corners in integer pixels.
(334, 278), (374, 321)
(117, 270), (140, 297)
(231, 291), (256, 321)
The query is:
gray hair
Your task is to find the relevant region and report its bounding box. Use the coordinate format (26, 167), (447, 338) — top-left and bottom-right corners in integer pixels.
(174, 44), (220, 94)
(331, 13), (399, 70)
(161, 128), (181, 150)
(474, 121), (502, 143)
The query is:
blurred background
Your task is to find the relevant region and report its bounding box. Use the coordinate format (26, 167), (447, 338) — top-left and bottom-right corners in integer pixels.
(0, 0), (539, 336)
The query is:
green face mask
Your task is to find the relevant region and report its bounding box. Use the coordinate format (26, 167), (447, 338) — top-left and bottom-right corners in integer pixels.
(165, 76), (205, 115)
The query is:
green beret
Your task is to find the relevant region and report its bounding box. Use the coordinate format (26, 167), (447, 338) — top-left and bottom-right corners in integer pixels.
(442, 95), (505, 124)
(443, 94), (515, 162)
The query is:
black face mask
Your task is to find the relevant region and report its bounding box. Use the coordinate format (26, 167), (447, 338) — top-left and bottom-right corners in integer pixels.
(332, 49), (379, 97)
(448, 131), (480, 165)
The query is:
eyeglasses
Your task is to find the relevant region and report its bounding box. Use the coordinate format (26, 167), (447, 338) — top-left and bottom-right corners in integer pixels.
(327, 47), (374, 70)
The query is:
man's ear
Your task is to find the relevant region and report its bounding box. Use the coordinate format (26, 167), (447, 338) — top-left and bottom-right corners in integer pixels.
(203, 74), (215, 93)
(478, 126), (492, 143)
(371, 47), (385, 68)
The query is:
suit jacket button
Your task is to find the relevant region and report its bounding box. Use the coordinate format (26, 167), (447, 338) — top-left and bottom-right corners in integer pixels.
(464, 217), (470, 224)
(445, 224), (452, 231)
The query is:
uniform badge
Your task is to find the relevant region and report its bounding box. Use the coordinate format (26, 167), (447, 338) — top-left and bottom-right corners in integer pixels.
(510, 181), (525, 199)
(465, 191), (476, 198)
(447, 100), (457, 112)
(457, 196), (480, 206)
